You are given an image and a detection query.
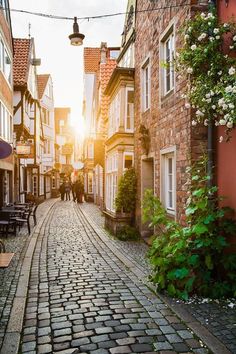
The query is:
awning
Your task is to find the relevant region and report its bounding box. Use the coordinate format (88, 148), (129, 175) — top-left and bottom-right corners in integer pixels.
(0, 139), (12, 159)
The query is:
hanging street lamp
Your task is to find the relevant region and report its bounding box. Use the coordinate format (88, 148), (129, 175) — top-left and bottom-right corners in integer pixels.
(69, 17), (85, 46)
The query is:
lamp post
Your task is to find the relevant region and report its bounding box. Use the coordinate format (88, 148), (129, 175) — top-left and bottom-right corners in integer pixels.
(69, 17), (85, 46)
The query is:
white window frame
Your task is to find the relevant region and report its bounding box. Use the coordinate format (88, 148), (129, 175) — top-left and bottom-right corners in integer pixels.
(160, 22), (175, 97)
(141, 57), (151, 112)
(108, 90), (121, 137)
(88, 142), (94, 159)
(88, 172), (93, 194)
(160, 146), (176, 216)
(123, 151), (134, 171)
(0, 99), (12, 142)
(125, 87), (134, 132)
(106, 153), (118, 212)
(0, 36), (12, 86)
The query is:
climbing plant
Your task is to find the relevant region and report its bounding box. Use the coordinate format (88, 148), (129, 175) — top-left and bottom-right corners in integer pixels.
(115, 167), (137, 214)
(177, 7), (236, 141)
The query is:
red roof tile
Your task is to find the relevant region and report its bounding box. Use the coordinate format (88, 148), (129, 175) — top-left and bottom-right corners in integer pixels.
(13, 38), (31, 87)
(99, 58), (117, 118)
(84, 47), (101, 73)
(37, 74), (50, 99)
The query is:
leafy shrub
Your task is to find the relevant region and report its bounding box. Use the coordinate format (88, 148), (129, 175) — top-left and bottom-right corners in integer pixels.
(115, 168), (137, 214)
(116, 225), (140, 241)
(143, 157), (236, 300)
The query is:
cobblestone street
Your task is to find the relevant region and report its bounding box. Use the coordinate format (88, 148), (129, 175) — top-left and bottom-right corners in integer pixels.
(0, 201), (235, 354)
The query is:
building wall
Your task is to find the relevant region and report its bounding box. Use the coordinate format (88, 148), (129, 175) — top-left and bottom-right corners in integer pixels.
(54, 107), (74, 178)
(0, 3), (14, 206)
(134, 0), (207, 232)
(41, 77), (55, 172)
(216, 1), (236, 213)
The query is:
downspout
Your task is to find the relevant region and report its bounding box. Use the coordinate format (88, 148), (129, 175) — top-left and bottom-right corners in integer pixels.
(207, 0), (216, 187)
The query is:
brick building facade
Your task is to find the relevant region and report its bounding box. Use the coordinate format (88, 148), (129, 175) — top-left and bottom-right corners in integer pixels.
(134, 0), (208, 237)
(0, 1), (14, 207)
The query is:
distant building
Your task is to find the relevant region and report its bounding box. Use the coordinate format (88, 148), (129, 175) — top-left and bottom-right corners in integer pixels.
(83, 43), (119, 204)
(13, 37), (44, 203)
(54, 107), (74, 181)
(37, 74), (56, 199)
(104, 0), (135, 234)
(83, 47), (101, 202)
(0, 0), (14, 207)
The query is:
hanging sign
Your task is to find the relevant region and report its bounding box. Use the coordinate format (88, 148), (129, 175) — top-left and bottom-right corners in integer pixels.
(16, 142), (34, 158)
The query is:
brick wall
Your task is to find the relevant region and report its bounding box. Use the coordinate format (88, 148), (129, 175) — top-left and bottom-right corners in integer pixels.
(134, 0), (207, 230)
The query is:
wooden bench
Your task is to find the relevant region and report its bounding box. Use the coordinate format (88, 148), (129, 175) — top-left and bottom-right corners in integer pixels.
(0, 253), (14, 268)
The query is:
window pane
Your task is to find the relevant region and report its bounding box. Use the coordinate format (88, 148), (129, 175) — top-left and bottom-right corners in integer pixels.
(126, 90), (134, 130)
(124, 154), (133, 169)
(145, 67), (149, 108)
(168, 191), (173, 208)
(168, 157), (172, 174)
(4, 49), (11, 83)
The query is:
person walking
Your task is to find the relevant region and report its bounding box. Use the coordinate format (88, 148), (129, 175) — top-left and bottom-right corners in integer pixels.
(59, 182), (65, 201)
(72, 182), (76, 202)
(65, 181), (71, 201)
(75, 178), (84, 203)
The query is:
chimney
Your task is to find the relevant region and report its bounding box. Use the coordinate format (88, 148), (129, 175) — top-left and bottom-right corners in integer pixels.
(100, 42), (107, 64)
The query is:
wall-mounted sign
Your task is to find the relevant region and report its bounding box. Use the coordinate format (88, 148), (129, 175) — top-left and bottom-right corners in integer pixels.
(16, 143), (34, 158)
(61, 144), (73, 155)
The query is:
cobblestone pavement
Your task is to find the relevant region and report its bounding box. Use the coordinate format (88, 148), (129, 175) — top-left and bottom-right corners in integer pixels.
(81, 202), (236, 354)
(19, 201), (211, 354)
(0, 199), (56, 350)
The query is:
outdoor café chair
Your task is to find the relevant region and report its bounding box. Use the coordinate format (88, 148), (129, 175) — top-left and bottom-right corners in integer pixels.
(15, 210), (32, 235)
(0, 212), (17, 237)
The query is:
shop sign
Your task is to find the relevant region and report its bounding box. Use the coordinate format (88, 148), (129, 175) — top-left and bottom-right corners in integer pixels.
(61, 144), (73, 155)
(16, 143), (34, 158)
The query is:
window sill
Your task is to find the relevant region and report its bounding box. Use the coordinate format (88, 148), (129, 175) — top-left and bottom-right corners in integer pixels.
(166, 209), (176, 218)
(142, 107), (150, 114)
(161, 88), (174, 102)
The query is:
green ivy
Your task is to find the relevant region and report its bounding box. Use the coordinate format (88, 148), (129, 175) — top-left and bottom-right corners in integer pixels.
(115, 167), (137, 214)
(116, 225), (140, 242)
(143, 157), (236, 300)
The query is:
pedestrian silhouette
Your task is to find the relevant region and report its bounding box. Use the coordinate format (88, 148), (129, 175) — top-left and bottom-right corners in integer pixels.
(59, 182), (65, 201)
(65, 181), (71, 201)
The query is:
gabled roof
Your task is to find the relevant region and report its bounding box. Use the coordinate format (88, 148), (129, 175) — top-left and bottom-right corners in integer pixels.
(84, 47), (101, 73)
(13, 38), (31, 87)
(37, 74), (50, 99)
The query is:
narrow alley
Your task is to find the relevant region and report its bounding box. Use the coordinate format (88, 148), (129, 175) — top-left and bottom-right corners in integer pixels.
(1, 201), (233, 354)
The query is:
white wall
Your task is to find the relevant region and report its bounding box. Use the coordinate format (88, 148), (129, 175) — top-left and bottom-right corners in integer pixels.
(84, 73), (96, 136)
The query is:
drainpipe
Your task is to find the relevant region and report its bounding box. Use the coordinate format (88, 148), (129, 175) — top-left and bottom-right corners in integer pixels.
(207, 121), (213, 188)
(207, 0), (216, 188)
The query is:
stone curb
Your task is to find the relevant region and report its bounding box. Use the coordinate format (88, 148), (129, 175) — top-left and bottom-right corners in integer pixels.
(0, 199), (58, 354)
(78, 205), (231, 354)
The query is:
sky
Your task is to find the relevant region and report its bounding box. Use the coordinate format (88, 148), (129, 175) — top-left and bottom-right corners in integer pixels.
(10, 0), (127, 135)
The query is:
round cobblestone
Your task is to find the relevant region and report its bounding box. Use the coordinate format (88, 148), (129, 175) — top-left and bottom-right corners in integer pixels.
(18, 201), (210, 353)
